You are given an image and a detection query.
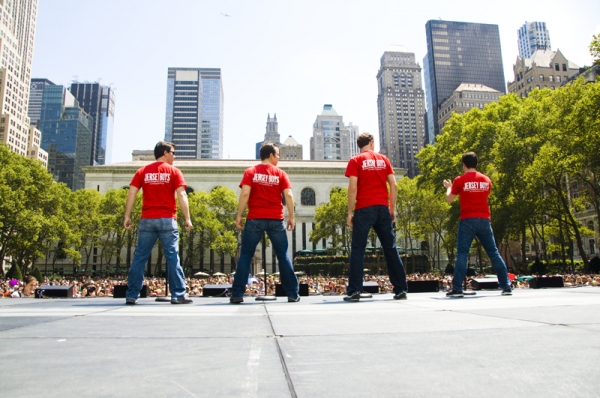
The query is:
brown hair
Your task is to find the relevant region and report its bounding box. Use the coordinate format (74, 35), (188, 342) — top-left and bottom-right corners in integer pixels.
(357, 133), (374, 149)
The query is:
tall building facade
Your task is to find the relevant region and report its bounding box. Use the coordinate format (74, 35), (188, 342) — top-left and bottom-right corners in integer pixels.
(346, 122), (359, 157)
(255, 113), (303, 160)
(28, 78), (55, 128)
(164, 67), (223, 159)
(518, 21), (551, 59)
(255, 113), (281, 159)
(437, 83), (501, 130)
(507, 49), (579, 97)
(376, 46), (426, 176)
(310, 104), (351, 161)
(39, 86), (93, 190)
(69, 82), (115, 165)
(423, 20), (506, 143)
(0, 0), (46, 165)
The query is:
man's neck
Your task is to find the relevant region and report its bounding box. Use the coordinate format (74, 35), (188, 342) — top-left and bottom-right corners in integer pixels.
(464, 168), (477, 173)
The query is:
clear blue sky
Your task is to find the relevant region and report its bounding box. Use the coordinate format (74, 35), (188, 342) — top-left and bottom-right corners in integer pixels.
(31, 0), (599, 163)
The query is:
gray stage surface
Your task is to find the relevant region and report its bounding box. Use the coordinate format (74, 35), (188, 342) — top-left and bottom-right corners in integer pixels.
(1, 287), (600, 398)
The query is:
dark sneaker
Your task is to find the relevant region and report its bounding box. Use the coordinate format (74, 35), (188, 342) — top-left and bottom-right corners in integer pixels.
(125, 298), (137, 305)
(446, 290), (464, 298)
(171, 296), (193, 304)
(288, 297), (300, 302)
(393, 292), (407, 300)
(230, 296), (244, 304)
(343, 292), (361, 302)
(501, 289), (513, 296)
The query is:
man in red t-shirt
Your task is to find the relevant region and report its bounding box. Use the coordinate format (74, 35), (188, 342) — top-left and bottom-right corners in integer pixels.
(443, 152), (512, 297)
(123, 141), (193, 305)
(230, 143), (299, 303)
(344, 133), (408, 302)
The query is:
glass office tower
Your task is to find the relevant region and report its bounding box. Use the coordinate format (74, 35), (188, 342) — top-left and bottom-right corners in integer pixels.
(39, 86), (93, 190)
(69, 83), (115, 165)
(423, 20), (506, 143)
(164, 68), (223, 159)
(518, 21), (551, 59)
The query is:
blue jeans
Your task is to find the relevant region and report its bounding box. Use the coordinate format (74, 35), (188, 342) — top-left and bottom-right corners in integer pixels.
(126, 218), (186, 300)
(348, 205), (408, 295)
(453, 218), (511, 292)
(232, 219), (299, 299)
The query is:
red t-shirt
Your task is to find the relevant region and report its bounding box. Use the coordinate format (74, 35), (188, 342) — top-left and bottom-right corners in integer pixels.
(451, 171), (492, 220)
(345, 150), (394, 211)
(240, 163), (292, 220)
(130, 162), (187, 219)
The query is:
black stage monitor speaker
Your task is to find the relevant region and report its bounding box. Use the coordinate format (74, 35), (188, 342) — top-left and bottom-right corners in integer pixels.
(470, 278), (499, 290)
(113, 285), (150, 298)
(362, 281), (379, 294)
(529, 276), (564, 289)
(275, 283), (309, 297)
(202, 284), (232, 297)
(35, 285), (74, 298)
(408, 280), (440, 293)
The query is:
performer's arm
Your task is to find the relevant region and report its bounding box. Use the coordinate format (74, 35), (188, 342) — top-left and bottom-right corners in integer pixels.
(347, 176), (358, 228)
(236, 185), (251, 230)
(283, 188), (295, 231)
(123, 186), (139, 230)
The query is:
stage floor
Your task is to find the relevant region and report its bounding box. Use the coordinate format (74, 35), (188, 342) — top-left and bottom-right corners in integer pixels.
(1, 287), (599, 397)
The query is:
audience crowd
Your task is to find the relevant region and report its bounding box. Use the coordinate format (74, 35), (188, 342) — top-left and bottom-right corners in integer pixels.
(2, 271), (600, 298)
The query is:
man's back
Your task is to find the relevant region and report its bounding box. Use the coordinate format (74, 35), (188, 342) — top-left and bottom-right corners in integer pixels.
(451, 171), (492, 220)
(131, 161), (185, 219)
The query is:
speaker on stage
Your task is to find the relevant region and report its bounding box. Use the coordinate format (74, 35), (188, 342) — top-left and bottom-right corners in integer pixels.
(275, 284), (309, 297)
(113, 285), (150, 298)
(529, 276), (564, 289)
(362, 281), (379, 294)
(34, 285), (74, 298)
(407, 280), (440, 293)
(202, 284), (232, 297)
(470, 278), (499, 290)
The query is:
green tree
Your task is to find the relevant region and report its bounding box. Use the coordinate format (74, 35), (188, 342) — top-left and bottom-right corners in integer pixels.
(0, 145), (74, 275)
(310, 188), (351, 254)
(590, 34), (600, 66)
(98, 188), (128, 268)
(5, 263), (22, 280)
(30, 266), (43, 283)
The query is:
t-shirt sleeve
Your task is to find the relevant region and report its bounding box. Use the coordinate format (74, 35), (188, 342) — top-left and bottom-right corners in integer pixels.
(130, 168), (143, 189)
(239, 168), (254, 188)
(172, 167), (187, 190)
(345, 158), (358, 178)
(450, 176), (462, 195)
(280, 171), (292, 190)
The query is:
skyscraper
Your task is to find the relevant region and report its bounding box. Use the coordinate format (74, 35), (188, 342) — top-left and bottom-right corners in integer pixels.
(164, 68), (223, 159)
(0, 0), (46, 164)
(256, 113), (281, 159)
(423, 20), (506, 143)
(518, 21), (551, 59)
(39, 86), (93, 190)
(29, 78), (55, 129)
(310, 104), (351, 161)
(376, 46), (426, 176)
(69, 82), (115, 165)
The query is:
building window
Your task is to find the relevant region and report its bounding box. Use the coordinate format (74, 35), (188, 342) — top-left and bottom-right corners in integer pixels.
(539, 75), (544, 81)
(562, 64), (567, 71)
(549, 76), (553, 82)
(555, 63), (559, 71)
(301, 188), (316, 206)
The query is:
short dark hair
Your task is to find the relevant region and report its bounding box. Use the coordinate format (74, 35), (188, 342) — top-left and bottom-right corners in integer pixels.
(462, 152), (478, 169)
(260, 142), (278, 160)
(154, 141), (175, 160)
(357, 133), (374, 149)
